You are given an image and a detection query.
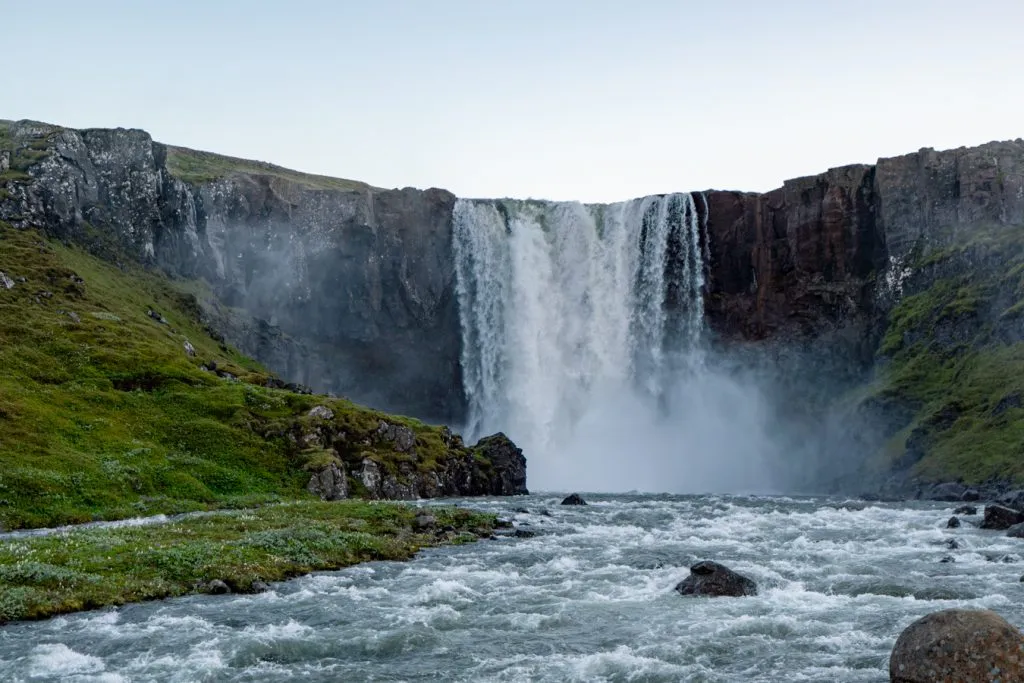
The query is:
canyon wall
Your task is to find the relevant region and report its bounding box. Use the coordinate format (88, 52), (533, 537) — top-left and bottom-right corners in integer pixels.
(4, 118), (1024, 487)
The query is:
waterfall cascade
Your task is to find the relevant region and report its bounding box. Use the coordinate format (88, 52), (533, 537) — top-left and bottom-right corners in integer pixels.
(454, 193), (754, 492)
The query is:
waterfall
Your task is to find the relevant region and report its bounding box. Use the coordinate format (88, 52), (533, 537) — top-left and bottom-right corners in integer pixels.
(455, 193), (726, 491)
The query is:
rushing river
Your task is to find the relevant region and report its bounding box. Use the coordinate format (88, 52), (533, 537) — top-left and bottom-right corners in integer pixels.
(1, 494), (1022, 682)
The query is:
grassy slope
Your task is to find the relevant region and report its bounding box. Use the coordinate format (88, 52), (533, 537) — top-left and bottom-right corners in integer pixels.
(0, 222), (463, 530)
(164, 145), (376, 192)
(872, 223), (1024, 482)
(0, 501), (495, 624)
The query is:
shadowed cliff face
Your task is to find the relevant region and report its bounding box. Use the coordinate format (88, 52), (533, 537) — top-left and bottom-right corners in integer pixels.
(0, 121), (463, 422)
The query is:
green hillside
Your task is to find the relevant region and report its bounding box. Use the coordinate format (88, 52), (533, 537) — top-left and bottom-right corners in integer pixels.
(0, 222), (457, 530)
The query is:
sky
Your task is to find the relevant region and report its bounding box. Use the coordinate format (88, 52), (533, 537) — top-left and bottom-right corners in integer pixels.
(4, 0), (1024, 202)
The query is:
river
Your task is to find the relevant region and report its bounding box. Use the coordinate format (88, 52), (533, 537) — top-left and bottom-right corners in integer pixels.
(1, 494), (1019, 682)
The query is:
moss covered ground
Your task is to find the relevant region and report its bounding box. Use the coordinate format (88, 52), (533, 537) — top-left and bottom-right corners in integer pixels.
(164, 145), (375, 192)
(0, 501), (495, 624)
(873, 222), (1024, 482)
(0, 222), (465, 530)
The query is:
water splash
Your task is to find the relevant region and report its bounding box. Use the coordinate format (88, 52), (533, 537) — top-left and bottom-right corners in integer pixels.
(454, 193), (762, 492)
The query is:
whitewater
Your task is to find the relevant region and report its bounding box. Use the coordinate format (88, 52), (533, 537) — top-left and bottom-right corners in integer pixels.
(1, 495), (1019, 682)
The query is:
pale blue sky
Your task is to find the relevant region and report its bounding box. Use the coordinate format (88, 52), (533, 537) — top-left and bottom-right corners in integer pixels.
(5, 1), (1023, 201)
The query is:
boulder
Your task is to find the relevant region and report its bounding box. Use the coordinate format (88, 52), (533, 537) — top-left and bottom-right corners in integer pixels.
(306, 461), (348, 501)
(561, 493), (587, 506)
(1008, 522), (1024, 539)
(206, 579), (231, 595)
(376, 421), (416, 452)
(926, 482), (967, 501)
(250, 581), (271, 594)
(473, 432), (528, 495)
(413, 513), (437, 531)
(960, 488), (981, 502)
(981, 504), (1024, 530)
(889, 609), (1024, 682)
(946, 516), (960, 529)
(674, 561), (757, 598)
(308, 405), (334, 421)
(953, 505), (977, 516)
(946, 538), (960, 550)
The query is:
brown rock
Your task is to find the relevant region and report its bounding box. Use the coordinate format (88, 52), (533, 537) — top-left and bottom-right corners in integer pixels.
(981, 504), (1024, 530)
(889, 609), (1024, 682)
(674, 561), (757, 598)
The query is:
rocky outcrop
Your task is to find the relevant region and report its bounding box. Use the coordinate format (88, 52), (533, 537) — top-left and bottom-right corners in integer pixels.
(0, 120), (462, 421)
(889, 609), (1024, 682)
(674, 561), (758, 598)
(289, 408), (528, 501)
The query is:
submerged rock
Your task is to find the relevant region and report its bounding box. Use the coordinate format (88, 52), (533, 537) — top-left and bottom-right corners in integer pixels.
(981, 504), (1024, 530)
(1007, 522), (1024, 539)
(945, 538), (960, 550)
(561, 493), (587, 506)
(889, 609), (1024, 682)
(946, 516), (960, 529)
(674, 561), (757, 598)
(939, 556), (955, 563)
(953, 504), (977, 516)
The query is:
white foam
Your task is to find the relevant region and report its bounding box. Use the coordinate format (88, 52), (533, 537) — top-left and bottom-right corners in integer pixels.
(28, 643), (107, 678)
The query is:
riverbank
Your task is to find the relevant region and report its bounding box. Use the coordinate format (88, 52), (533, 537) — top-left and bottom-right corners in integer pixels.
(0, 500), (495, 624)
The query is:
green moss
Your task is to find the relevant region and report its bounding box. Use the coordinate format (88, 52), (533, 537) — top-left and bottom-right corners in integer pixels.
(0, 223), (470, 530)
(0, 122), (56, 184)
(165, 146), (375, 192)
(874, 222), (1024, 482)
(0, 501), (496, 623)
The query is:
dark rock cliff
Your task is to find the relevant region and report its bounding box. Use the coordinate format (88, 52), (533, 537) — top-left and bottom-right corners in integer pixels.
(0, 120), (463, 422)
(702, 140), (1024, 345)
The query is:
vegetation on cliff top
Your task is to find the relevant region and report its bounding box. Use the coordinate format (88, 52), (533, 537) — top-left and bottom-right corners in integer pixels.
(0, 222), (469, 530)
(164, 145), (376, 192)
(873, 222), (1024, 483)
(0, 501), (495, 624)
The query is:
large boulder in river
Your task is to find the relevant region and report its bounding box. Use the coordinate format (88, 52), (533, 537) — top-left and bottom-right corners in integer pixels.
(889, 609), (1024, 682)
(981, 504), (1024, 530)
(674, 561), (757, 598)
(561, 493), (587, 506)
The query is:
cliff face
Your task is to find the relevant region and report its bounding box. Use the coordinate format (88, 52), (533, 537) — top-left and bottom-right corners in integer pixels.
(0, 121), (463, 422)
(703, 140), (1024, 343)
(5, 117), (1024, 487)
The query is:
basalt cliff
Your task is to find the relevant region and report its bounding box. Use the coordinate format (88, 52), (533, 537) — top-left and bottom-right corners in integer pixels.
(3, 118), (1024, 490)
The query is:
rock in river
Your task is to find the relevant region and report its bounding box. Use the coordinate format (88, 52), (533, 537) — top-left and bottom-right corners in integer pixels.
(674, 561), (757, 598)
(981, 504), (1024, 530)
(889, 609), (1024, 682)
(561, 493), (587, 506)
